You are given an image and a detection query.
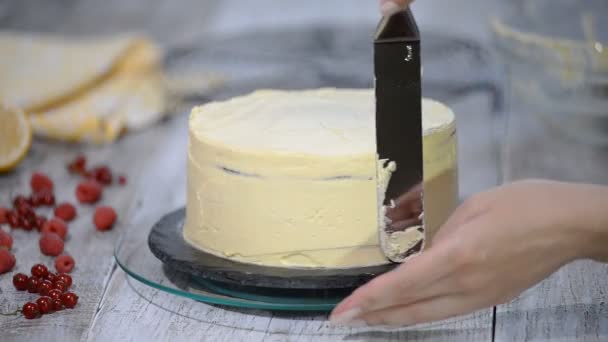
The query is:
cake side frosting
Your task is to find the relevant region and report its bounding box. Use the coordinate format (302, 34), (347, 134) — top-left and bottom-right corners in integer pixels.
(184, 88), (457, 268)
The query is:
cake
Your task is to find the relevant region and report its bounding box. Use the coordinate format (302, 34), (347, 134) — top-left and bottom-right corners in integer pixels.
(184, 88), (458, 268)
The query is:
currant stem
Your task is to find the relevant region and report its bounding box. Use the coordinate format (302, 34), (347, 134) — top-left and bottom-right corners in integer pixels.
(0, 309), (21, 316)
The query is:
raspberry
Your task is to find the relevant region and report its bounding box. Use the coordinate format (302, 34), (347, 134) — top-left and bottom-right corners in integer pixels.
(31, 172), (54, 192)
(94, 206), (117, 231)
(39, 233), (64, 256)
(0, 248), (16, 274)
(0, 230), (13, 249)
(36, 216), (47, 232)
(41, 218), (68, 240)
(75, 180), (102, 204)
(55, 254), (75, 273)
(0, 207), (8, 224)
(54, 202), (77, 222)
(92, 166), (113, 185)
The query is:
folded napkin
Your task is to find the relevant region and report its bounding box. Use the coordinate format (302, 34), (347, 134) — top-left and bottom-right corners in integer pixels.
(0, 32), (167, 143)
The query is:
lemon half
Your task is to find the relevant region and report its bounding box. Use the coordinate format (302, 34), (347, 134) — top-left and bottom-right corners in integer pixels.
(0, 106), (32, 172)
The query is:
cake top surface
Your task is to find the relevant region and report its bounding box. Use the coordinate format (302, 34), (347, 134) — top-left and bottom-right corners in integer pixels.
(190, 88), (454, 156)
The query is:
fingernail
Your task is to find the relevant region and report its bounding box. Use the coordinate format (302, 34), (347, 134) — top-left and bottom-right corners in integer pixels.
(380, 1), (401, 17)
(329, 307), (362, 326)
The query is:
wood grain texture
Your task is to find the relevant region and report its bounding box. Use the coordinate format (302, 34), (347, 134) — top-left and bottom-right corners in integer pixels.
(495, 96), (608, 342)
(0, 0), (501, 341)
(0, 115), (188, 341)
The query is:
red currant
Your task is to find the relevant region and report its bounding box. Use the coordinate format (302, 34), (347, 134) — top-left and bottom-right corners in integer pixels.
(27, 276), (41, 293)
(31, 263), (49, 278)
(118, 175), (127, 185)
(22, 302), (40, 319)
(22, 216), (36, 231)
(45, 272), (58, 283)
(36, 296), (53, 315)
(53, 280), (67, 293)
(6, 211), (19, 228)
(16, 216), (26, 229)
(92, 166), (113, 185)
(17, 203), (34, 217)
(37, 280), (53, 296)
(67, 154), (87, 174)
(12, 273), (29, 291)
(60, 292), (78, 309)
(0, 207), (8, 224)
(56, 273), (72, 288)
(47, 289), (62, 300)
(13, 195), (29, 209)
(42, 190), (55, 206)
(30, 192), (44, 207)
(52, 299), (63, 311)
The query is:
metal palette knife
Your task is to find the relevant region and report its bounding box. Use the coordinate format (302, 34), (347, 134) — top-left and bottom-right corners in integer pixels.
(374, 8), (425, 263)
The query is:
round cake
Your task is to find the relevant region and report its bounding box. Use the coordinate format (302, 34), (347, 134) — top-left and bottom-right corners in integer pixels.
(184, 88), (457, 268)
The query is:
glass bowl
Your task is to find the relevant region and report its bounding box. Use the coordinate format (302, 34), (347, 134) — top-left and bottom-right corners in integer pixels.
(490, 0), (608, 145)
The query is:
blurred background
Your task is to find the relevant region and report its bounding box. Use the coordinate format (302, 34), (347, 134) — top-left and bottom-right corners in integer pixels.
(1, 0), (607, 192)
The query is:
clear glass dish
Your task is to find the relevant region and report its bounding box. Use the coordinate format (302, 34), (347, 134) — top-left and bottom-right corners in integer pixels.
(114, 223), (348, 311)
(490, 0), (608, 145)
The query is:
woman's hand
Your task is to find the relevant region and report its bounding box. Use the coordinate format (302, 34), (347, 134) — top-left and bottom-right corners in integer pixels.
(330, 179), (608, 327)
(380, 0), (415, 17)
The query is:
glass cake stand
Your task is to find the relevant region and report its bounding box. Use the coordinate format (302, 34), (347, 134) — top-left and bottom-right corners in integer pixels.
(114, 210), (483, 335)
(114, 208), (392, 311)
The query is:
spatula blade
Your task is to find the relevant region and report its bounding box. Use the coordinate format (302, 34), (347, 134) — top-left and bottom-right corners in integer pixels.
(374, 9), (424, 262)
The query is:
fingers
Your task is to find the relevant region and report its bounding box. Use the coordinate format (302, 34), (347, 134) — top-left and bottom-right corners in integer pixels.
(379, 0), (415, 17)
(329, 244), (454, 325)
(387, 217), (421, 232)
(358, 294), (481, 327)
(386, 183), (422, 222)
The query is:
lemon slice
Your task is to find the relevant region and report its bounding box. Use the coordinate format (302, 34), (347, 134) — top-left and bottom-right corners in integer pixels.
(0, 105), (32, 172)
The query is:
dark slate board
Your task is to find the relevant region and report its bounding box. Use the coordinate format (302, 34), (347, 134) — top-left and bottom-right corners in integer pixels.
(148, 208), (397, 289)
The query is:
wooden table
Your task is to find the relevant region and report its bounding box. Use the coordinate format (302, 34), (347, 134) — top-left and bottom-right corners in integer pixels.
(1, 1), (606, 340)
